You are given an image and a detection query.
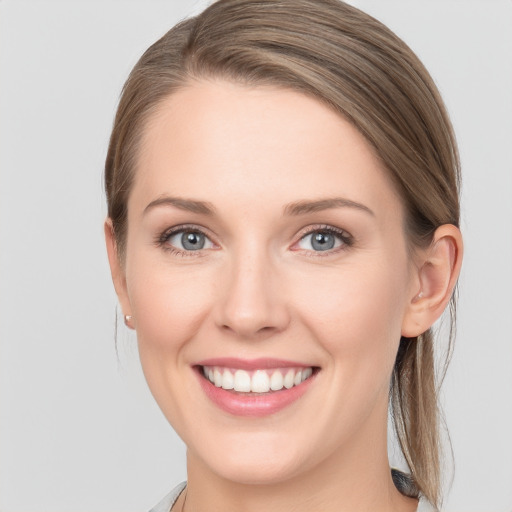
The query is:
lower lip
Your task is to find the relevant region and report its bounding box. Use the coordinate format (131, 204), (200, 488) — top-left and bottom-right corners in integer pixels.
(196, 368), (317, 417)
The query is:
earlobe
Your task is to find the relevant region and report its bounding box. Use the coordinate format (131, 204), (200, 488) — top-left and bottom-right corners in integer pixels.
(104, 219), (133, 323)
(401, 224), (463, 338)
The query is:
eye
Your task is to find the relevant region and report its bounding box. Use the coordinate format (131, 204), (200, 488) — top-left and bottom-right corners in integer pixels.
(161, 228), (215, 253)
(296, 227), (351, 252)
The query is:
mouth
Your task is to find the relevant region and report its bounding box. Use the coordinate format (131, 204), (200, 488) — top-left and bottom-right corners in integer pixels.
(200, 365), (314, 393)
(194, 359), (319, 416)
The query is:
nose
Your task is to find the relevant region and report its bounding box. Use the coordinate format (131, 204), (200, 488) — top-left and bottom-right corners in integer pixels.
(214, 250), (291, 340)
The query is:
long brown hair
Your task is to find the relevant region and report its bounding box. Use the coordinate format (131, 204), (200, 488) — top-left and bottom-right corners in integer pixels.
(105, 1), (460, 508)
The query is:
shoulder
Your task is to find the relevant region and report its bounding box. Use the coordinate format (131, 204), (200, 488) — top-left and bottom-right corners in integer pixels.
(148, 482), (186, 512)
(391, 469), (437, 512)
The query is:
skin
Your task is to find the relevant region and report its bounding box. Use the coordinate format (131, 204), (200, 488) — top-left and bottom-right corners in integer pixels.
(106, 80), (462, 512)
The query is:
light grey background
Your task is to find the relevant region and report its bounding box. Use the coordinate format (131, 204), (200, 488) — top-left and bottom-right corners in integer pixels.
(0, 1), (511, 511)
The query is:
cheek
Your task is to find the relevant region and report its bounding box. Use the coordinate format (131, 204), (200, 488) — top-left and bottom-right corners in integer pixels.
(124, 256), (220, 425)
(126, 257), (216, 354)
(293, 257), (409, 370)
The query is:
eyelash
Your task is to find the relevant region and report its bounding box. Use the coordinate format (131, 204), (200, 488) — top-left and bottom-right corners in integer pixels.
(294, 224), (354, 256)
(155, 224), (354, 257)
(155, 224), (213, 257)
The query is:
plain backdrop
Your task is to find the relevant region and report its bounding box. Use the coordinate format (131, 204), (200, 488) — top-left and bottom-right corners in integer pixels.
(1, 1), (511, 511)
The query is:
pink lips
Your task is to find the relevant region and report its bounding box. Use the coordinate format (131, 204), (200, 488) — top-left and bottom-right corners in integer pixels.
(194, 358), (317, 417)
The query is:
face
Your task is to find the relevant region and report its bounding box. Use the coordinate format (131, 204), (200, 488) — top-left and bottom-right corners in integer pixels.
(114, 81), (420, 485)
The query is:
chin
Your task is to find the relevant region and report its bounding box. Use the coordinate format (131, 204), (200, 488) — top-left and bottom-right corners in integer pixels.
(187, 428), (312, 486)
(207, 452), (306, 486)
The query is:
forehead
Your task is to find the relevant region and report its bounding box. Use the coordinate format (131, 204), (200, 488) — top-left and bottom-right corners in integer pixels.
(132, 80), (403, 220)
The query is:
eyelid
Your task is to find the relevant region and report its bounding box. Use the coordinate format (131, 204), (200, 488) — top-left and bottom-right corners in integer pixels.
(155, 224), (219, 255)
(154, 223), (353, 256)
(291, 224), (354, 253)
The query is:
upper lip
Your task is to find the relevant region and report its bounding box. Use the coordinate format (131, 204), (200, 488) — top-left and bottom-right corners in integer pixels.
(195, 357), (315, 371)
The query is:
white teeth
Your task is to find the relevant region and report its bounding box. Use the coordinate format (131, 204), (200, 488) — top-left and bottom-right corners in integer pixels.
(283, 369), (295, 389)
(233, 370), (251, 392)
(251, 370), (270, 393)
(270, 370), (284, 391)
(213, 368), (223, 388)
(203, 365), (314, 393)
(302, 367), (313, 381)
(221, 368), (234, 390)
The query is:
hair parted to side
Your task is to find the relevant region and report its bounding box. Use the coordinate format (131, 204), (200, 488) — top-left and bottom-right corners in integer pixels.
(105, 0), (460, 508)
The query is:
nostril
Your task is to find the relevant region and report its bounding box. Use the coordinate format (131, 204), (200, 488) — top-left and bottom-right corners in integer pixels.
(219, 322), (281, 339)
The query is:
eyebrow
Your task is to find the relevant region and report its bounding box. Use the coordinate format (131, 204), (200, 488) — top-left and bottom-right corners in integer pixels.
(143, 195), (374, 217)
(283, 198), (374, 217)
(144, 196), (216, 215)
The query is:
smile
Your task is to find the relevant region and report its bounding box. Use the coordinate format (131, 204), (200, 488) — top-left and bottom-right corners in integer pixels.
(195, 359), (319, 417)
(202, 366), (314, 393)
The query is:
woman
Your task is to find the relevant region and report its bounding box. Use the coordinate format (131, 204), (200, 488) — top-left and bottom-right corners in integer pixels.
(104, 0), (463, 510)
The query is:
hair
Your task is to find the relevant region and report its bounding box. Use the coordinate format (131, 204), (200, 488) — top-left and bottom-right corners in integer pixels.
(105, 0), (460, 508)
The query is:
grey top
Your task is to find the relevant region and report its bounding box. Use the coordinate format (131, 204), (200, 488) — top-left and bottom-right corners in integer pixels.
(149, 482), (186, 512)
(148, 481), (435, 512)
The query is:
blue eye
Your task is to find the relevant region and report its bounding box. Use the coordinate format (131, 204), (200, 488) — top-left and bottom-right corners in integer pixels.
(164, 229), (215, 252)
(297, 229), (349, 252)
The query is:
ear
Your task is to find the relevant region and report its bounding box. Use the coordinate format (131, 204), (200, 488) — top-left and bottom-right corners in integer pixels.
(401, 224), (463, 338)
(104, 219), (134, 328)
